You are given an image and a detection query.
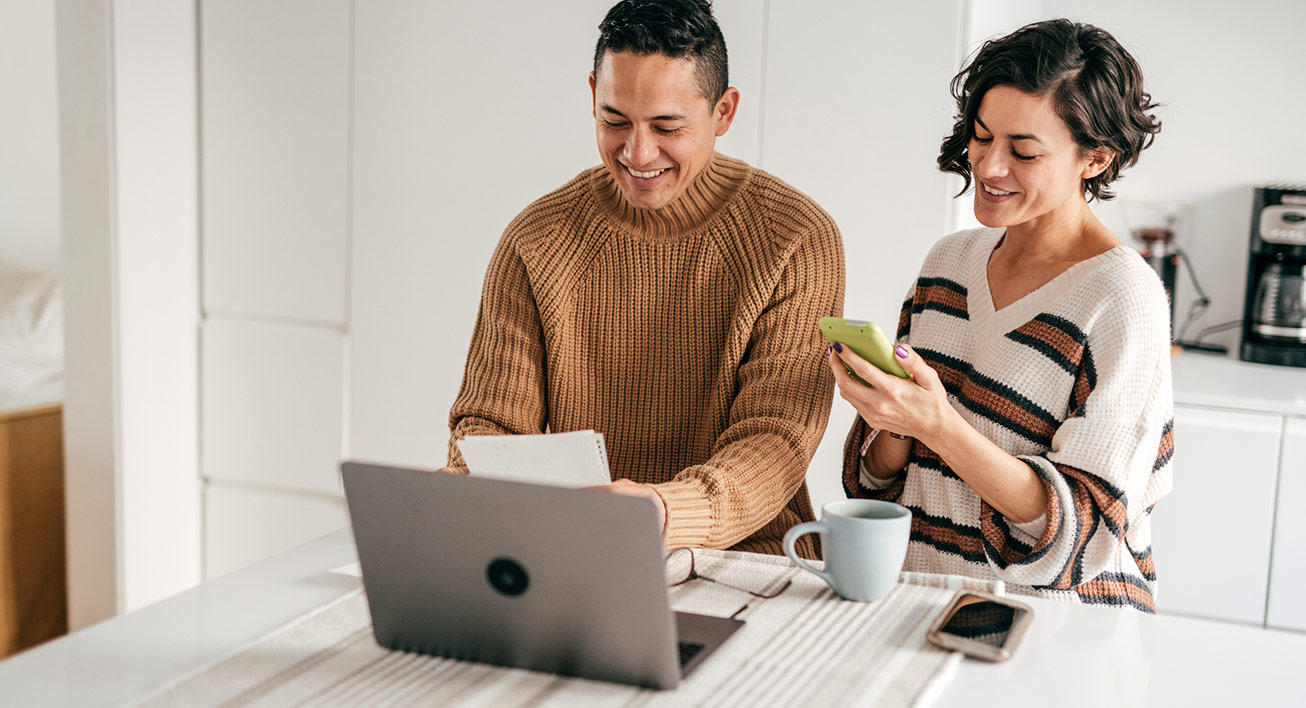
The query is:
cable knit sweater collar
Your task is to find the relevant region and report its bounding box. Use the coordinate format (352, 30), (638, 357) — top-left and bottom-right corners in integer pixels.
(590, 152), (753, 240)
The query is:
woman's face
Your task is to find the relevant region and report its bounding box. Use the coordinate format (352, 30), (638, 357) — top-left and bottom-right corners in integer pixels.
(968, 85), (1108, 229)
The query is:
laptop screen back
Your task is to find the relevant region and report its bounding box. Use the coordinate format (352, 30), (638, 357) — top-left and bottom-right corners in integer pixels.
(341, 461), (683, 689)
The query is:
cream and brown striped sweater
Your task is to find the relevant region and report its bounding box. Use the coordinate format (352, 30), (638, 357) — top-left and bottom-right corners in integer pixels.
(448, 153), (844, 558)
(845, 228), (1174, 612)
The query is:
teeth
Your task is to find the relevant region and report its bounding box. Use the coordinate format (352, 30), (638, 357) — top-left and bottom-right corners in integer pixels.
(982, 183), (1013, 196)
(627, 166), (668, 179)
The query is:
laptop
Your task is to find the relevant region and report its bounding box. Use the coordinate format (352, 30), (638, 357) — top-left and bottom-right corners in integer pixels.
(340, 461), (744, 690)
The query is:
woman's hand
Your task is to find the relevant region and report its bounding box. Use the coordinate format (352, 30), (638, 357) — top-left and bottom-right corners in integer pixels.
(826, 341), (956, 446)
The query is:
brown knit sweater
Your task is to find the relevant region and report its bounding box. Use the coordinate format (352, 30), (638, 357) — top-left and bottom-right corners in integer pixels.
(447, 153), (844, 558)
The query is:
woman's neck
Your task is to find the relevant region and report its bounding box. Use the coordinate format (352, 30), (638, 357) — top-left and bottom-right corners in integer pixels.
(996, 195), (1118, 266)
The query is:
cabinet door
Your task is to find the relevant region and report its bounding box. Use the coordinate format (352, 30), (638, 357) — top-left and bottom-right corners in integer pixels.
(1268, 416), (1306, 631)
(204, 481), (346, 580)
(1151, 405), (1280, 624)
(201, 0), (350, 324)
(201, 317), (344, 496)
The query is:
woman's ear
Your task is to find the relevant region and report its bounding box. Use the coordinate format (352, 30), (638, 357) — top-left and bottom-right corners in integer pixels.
(1081, 148), (1115, 180)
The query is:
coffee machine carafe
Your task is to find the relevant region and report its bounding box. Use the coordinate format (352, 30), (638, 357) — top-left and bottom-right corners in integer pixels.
(1123, 201), (1189, 335)
(1241, 186), (1306, 368)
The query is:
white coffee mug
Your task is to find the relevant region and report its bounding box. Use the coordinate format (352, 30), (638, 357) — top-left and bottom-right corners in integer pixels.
(783, 499), (912, 602)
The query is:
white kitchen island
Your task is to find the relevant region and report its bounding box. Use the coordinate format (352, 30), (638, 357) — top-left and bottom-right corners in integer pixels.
(1, 527), (1303, 707)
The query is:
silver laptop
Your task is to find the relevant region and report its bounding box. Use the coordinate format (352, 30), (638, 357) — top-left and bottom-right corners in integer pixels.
(340, 461), (744, 690)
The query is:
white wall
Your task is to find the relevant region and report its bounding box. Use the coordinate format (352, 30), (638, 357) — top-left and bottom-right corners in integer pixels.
(762, 0), (964, 510)
(56, 0), (201, 627)
(0, 0), (61, 271)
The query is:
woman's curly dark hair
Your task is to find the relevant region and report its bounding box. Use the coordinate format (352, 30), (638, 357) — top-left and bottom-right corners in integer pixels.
(938, 19), (1161, 201)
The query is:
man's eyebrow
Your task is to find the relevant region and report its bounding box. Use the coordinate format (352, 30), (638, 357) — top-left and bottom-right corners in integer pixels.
(974, 115), (1043, 144)
(599, 104), (686, 121)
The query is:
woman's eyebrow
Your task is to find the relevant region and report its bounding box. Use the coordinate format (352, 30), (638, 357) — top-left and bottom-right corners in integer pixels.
(975, 115), (1044, 144)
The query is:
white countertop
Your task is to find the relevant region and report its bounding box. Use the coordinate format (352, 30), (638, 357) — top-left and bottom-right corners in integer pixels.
(2, 529), (1304, 707)
(1172, 349), (1306, 416)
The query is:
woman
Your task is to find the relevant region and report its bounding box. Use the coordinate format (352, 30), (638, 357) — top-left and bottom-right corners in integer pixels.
(829, 19), (1170, 612)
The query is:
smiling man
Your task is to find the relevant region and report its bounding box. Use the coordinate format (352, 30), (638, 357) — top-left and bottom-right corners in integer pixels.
(445, 0), (844, 559)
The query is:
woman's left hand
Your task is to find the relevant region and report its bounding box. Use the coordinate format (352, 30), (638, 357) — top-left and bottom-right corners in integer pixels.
(827, 342), (955, 445)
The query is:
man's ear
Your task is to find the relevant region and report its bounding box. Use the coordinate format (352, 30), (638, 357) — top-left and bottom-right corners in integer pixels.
(713, 87), (740, 137)
(1081, 148), (1114, 180)
(589, 71), (598, 120)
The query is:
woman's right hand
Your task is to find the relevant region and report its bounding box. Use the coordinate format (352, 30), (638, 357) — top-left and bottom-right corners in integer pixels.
(826, 341), (953, 445)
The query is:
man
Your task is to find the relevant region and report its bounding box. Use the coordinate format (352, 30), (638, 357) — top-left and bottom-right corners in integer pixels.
(445, 0), (843, 558)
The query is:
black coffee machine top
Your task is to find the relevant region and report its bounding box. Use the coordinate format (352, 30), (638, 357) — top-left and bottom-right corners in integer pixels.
(1241, 185), (1306, 368)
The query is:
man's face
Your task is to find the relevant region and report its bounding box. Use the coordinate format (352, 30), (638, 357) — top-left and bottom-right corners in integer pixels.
(590, 51), (738, 211)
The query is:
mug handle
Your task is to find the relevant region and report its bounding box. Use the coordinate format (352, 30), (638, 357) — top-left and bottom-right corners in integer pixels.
(783, 521), (832, 586)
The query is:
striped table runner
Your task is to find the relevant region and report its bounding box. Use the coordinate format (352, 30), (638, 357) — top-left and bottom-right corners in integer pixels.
(135, 550), (1000, 708)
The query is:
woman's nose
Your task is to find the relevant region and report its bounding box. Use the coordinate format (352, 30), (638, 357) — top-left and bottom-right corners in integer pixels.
(974, 145), (1007, 179)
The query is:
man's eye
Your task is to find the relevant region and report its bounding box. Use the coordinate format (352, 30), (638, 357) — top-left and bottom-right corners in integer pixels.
(654, 126), (681, 135)
(601, 119), (628, 129)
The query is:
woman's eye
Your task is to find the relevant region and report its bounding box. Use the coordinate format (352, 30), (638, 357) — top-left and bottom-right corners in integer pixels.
(1011, 149), (1036, 161)
(972, 135), (993, 144)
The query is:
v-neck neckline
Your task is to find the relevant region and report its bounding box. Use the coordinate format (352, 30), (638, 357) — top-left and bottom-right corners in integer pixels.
(967, 228), (1131, 336)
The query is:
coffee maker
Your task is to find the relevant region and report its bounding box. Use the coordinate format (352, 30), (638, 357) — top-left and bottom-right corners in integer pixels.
(1240, 185), (1306, 368)
(1123, 201), (1189, 336)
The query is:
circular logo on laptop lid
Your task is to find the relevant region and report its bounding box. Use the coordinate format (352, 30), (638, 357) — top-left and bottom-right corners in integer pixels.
(486, 557), (529, 596)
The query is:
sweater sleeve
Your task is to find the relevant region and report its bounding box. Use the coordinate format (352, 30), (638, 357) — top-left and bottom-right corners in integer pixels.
(446, 225), (549, 467)
(976, 292), (1175, 592)
(653, 216), (845, 549)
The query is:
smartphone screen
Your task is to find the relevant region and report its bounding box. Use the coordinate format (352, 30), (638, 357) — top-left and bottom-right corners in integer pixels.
(936, 594), (1029, 648)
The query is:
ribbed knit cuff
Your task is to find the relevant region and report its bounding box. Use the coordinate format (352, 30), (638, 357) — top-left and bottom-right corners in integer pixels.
(446, 435), (468, 469)
(652, 479), (714, 548)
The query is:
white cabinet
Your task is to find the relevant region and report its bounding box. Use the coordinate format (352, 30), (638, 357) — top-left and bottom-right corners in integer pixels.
(204, 481), (346, 580)
(200, 0), (350, 324)
(1152, 404), (1280, 624)
(201, 317), (345, 497)
(1268, 417), (1306, 631)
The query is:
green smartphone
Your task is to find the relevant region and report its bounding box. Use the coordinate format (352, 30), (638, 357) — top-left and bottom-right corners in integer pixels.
(819, 316), (910, 384)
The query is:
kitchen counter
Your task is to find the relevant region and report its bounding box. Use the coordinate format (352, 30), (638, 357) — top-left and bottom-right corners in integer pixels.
(1172, 349), (1306, 416)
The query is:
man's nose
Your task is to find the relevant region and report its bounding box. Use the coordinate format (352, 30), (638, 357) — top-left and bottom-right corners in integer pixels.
(623, 127), (658, 166)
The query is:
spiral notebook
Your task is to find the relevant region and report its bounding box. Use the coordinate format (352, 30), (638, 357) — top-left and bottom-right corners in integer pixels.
(455, 430), (612, 488)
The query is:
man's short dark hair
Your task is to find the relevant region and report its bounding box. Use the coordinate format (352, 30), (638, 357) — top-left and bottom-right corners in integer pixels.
(594, 0), (729, 102)
(938, 19), (1161, 201)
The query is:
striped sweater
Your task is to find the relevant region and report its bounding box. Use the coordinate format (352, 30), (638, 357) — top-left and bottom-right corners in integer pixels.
(844, 227), (1174, 612)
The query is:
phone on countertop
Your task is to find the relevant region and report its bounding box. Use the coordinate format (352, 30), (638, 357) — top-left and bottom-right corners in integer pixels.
(818, 317), (910, 384)
(925, 589), (1034, 662)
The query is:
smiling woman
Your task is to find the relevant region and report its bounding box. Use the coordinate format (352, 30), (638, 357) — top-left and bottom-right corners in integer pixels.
(833, 19), (1173, 613)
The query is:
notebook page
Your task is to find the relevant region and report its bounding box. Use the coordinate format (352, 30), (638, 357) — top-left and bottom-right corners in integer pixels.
(456, 430), (612, 488)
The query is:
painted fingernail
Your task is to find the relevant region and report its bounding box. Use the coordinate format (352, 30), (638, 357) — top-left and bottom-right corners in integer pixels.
(833, 342), (843, 353)
(896, 345), (908, 359)
(826, 345), (833, 355)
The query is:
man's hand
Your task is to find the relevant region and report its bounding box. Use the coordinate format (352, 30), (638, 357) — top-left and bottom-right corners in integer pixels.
(591, 479), (666, 532)
(437, 466), (470, 475)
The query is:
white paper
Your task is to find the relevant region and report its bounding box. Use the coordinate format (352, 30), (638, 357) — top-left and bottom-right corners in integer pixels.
(456, 430), (611, 488)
